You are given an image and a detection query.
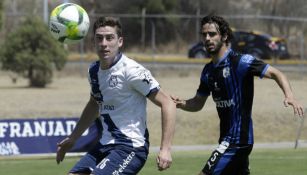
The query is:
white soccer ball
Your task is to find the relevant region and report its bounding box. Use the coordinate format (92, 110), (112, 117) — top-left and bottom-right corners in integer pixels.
(49, 3), (90, 43)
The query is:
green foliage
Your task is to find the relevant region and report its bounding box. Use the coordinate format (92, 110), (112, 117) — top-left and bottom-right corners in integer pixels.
(0, 16), (67, 87)
(144, 0), (177, 14)
(142, 0), (180, 44)
(145, 0), (166, 14)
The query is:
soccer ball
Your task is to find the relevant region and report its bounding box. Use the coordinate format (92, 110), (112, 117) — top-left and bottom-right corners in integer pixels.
(49, 3), (90, 43)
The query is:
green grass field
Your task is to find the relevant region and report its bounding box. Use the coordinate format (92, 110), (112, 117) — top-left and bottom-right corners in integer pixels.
(1, 148), (307, 175)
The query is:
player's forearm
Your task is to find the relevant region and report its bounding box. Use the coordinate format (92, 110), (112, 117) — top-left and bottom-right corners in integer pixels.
(278, 76), (293, 99)
(178, 98), (205, 112)
(160, 101), (176, 150)
(70, 98), (99, 140)
(271, 68), (294, 99)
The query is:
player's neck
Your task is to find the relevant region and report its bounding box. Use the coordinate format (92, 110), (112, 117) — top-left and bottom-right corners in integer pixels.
(100, 57), (115, 70)
(99, 53), (121, 70)
(211, 45), (229, 64)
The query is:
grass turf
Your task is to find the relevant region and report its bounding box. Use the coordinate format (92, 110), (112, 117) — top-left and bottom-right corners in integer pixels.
(1, 147), (306, 175)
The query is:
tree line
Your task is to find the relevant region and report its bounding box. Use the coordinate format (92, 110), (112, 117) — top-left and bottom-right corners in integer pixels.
(1, 0), (307, 87)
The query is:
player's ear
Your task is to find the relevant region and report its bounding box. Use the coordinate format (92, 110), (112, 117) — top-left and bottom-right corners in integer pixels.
(118, 36), (123, 47)
(222, 35), (228, 42)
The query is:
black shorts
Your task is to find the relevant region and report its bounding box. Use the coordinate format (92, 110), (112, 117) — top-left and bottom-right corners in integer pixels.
(202, 141), (253, 175)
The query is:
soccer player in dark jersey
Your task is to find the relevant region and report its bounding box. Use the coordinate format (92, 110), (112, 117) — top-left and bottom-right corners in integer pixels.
(172, 15), (304, 175)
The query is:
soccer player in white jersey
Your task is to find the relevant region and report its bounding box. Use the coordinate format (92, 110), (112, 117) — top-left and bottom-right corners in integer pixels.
(56, 17), (176, 175)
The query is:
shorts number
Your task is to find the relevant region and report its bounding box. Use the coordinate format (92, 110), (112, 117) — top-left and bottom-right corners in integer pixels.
(97, 158), (110, 170)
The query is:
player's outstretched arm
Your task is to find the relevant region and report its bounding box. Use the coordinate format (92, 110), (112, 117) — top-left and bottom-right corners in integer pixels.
(263, 66), (304, 117)
(171, 94), (208, 112)
(148, 89), (176, 171)
(56, 96), (99, 164)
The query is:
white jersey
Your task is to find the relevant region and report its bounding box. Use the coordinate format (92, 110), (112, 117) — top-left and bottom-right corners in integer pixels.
(88, 53), (160, 149)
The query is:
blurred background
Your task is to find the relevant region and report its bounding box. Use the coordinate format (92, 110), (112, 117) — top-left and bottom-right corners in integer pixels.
(1, 0), (307, 61)
(0, 0), (306, 160)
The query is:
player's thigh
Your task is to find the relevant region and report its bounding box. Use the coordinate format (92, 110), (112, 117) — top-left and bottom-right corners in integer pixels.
(92, 148), (148, 175)
(69, 144), (105, 174)
(202, 143), (252, 175)
(69, 152), (101, 174)
(223, 147), (252, 175)
(216, 145), (252, 175)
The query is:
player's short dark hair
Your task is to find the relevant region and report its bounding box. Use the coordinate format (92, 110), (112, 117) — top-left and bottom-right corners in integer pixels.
(93, 17), (122, 37)
(201, 15), (233, 45)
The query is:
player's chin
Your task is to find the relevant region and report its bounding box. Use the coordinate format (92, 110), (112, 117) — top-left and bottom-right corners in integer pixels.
(206, 48), (218, 55)
(98, 52), (110, 59)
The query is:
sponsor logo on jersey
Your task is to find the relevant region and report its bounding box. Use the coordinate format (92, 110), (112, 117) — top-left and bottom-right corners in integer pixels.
(103, 105), (115, 111)
(215, 99), (235, 108)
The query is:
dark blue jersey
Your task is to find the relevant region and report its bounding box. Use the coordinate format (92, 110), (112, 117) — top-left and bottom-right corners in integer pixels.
(197, 49), (269, 144)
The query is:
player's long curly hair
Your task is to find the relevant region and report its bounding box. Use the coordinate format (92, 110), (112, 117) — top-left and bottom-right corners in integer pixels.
(201, 15), (233, 46)
(93, 17), (122, 37)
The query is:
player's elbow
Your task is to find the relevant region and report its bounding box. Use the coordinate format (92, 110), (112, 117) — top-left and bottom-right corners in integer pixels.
(264, 66), (284, 80)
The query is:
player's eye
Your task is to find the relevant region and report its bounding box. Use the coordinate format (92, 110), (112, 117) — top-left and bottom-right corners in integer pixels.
(96, 36), (103, 41)
(95, 34), (104, 41)
(105, 35), (115, 41)
(95, 34), (115, 42)
(201, 32), (217, 37)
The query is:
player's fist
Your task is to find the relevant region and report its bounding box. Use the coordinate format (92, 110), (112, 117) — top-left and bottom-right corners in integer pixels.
(156, 149), (172, 171)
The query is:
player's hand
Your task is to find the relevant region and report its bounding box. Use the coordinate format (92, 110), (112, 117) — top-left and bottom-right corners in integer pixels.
(156, 148), (172, 171)
(170, 95), (185, 108)
(56, 137), (75, 164)
(284, 97), (304, 117)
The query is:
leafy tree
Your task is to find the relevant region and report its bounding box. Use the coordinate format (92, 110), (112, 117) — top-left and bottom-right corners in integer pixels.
(0, 16), (67, 87)
(79, 0), (180, 47)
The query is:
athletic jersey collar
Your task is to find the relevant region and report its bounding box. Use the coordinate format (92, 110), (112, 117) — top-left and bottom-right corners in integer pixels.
(110, 52), (122, 67)
(213, 49), (231, 67)
(99, 52), (123, 72)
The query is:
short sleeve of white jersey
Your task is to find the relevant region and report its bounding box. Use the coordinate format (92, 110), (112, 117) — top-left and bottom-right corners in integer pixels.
(127, 65), (160, 96)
